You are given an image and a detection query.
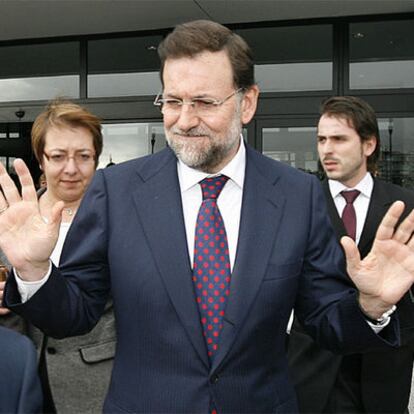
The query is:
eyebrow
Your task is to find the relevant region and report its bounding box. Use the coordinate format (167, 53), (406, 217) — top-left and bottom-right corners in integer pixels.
(317, 134), (348, 139)
(46, 148), (94, 153)
(163, 92), (214, 99)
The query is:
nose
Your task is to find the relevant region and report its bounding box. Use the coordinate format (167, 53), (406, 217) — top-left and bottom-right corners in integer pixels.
(173, 104), (200, 131)
(62, 157), (79, 174)
(319, 139), (333, 155)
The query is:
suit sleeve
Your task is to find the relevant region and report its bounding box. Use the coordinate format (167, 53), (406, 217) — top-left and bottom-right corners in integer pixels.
(17, 334), (43, 414)
(3, 170), (111, 338)
(294, 176), (400, 354)
(0, 327), (43, 414)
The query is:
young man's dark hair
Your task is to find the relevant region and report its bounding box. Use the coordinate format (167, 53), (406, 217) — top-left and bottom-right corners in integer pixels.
(158, 19), (255, 90)
(320, 96), (380, 173)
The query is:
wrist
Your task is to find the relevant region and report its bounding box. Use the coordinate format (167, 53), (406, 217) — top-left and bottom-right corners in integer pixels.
(358, 293), (396, 324)
(15, 260), (51, 282)
(358, 293), (394, 320)
(361, 305), (397, 325)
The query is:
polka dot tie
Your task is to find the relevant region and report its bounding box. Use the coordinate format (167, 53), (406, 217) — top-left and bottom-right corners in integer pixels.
(193, 175), (231, 362)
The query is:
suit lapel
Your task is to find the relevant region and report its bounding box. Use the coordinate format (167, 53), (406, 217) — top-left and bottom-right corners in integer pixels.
(322, 179), (347, 239)
(323, 177), (392, 257)
(358, 179), (393, 256)
(131, 149), (209, 368)
(211, 148), (286, 372)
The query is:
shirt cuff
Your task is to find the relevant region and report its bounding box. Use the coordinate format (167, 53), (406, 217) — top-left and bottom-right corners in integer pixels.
(366, 315), (392, 333)
(13, 261), (52, 303)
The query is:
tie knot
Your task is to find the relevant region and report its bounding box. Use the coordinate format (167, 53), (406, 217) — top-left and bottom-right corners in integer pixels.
(341, 190), (360, 204)
(200, 175), (229, 200)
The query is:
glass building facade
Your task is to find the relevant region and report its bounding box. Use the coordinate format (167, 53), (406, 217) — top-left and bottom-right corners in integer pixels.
(0, 14), (413, 188)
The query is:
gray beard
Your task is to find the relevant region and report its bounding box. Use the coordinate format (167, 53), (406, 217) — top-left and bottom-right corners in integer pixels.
(166, 119), (242, 173)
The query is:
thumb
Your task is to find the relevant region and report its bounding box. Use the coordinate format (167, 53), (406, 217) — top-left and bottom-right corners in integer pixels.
(340, 235), (361, 277)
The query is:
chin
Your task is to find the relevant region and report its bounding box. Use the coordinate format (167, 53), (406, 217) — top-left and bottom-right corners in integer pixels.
(325, 171), (340, 180)
(60, 191), (83, 201)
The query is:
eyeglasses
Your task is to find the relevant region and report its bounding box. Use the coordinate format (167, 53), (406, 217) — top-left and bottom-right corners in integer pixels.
(153, 88), (245, 116)
(43, 151), (95, 167)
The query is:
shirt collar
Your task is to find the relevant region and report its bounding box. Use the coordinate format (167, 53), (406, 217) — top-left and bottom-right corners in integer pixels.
(177, 136), (246, 192)
(328, 172), (374, 199)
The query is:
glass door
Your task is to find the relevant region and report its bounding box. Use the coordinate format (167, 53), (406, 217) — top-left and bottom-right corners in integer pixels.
(256, 118), (320, 177)
(99, 122), (165, 169)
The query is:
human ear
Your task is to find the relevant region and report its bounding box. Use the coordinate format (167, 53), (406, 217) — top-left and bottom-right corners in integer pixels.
(240, 85), (259, 125)
(363, 136), (377, 157)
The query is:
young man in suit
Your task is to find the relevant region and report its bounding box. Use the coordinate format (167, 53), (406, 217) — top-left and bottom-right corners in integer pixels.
(288, 96), (414, 413)
(0, 325), (43, 413)
(2, 22), (414, 413)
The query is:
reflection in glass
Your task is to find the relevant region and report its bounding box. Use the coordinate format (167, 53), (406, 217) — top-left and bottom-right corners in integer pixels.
(262, 126), (319, 174)
(256, 62), (332, 92)
(88, 72), (161, 98)
(88, 35), (162, 98)
(350, 19), (414, 89)
(237, 24), (332, 92)
(99, 123), (166, 169)
(0, 76), (79, 102)
(377, 118), (414, 189)
(350, 61), (414, 89)
(0, 42), (79, 78)
(88, 36), (161, 73)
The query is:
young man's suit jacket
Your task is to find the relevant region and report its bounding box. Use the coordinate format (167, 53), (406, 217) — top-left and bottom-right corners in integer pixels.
(0, 326), (43, 413)
(4, 148), (401, 414)
(288, 177), (414, 413)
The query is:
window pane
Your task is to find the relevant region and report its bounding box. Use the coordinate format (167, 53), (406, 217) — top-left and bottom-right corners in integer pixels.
(262, 126), (319, 174)
(256, 62), (332, 92)
(0, 42), (80, 101)
(88, 36), (162, 97)
(350, 20), (414, 89)
(0, 42), (79, 77)
(237, 25), (332, 92)
(377, 118), (414, 189)
(88, 72), (161, 97)
(99, 122), (166, 169)
(0, 76), (79, 102)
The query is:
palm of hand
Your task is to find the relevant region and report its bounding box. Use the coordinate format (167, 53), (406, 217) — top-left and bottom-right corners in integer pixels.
(343, 200), (414, 314)
(0, 200), (58, 270)
(350, 238), (414, 306)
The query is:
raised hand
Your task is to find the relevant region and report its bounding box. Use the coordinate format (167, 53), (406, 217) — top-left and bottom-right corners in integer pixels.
(341, 201), (414, 319)
(0, 159), (64, 281)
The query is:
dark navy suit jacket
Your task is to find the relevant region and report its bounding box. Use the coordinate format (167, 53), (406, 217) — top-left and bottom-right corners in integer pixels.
(0, 326), (42, 414)
(4, 147), (400, 413)
(288, 178), (414, 413)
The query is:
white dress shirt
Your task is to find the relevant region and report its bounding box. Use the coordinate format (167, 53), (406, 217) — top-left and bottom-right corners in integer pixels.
(178, 137), (245, 270)
(328, 172), (374, 245)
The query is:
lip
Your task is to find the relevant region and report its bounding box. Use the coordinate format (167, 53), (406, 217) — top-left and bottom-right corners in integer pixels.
(323, 161), (339, 170)
(60, 180), (80, 186)
(175, 134), (206, 139)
